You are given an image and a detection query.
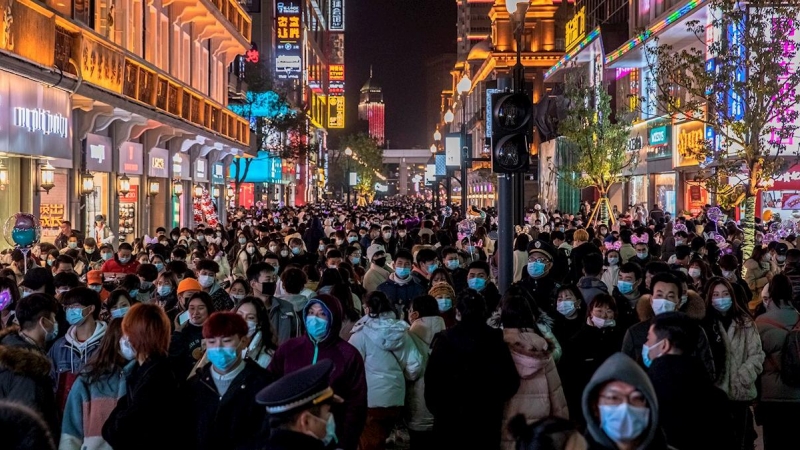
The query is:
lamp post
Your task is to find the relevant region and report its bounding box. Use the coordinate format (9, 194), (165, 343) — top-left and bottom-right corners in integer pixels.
(344, 147), (353, 205)
(457, 74), (472, 219)
(444, 110), (454, 206)
(496, 0), (530, 294)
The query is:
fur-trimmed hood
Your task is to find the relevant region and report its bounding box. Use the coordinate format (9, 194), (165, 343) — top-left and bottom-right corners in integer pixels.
(0, 326), (52, 378)
(636, 290), (706, 322)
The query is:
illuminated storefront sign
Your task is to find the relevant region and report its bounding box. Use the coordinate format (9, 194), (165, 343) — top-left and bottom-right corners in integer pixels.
(675, 121), (705, 166)
(86, 134), (112, 172)
(148, 147), (169, 178)
(330, 0), (345, 31)
(329, 64), (345, 81)
(647, 126), (671, 160)
(275, 1), (303, 80)
(118, 142), (143, 175)
(565, 7), (586, 51)
(328, 96), (345, 129)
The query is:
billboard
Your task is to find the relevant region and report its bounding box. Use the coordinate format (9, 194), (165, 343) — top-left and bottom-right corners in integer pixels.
(445, 134), (461, 167)
(330, 0), (345, 31)
(329, 64), (345, 81)
(275, 1), (302, 80)
(328, 96), (345, 129)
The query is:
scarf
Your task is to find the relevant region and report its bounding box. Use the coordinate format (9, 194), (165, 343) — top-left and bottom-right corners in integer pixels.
(389, 272), (413, 286)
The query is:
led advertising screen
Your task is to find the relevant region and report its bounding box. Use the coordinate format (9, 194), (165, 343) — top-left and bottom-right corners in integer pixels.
(275, 1), (302, 80)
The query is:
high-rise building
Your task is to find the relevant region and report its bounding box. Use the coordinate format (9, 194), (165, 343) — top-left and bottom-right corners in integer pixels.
(456, 0), (494, 61)
(358, 68), (385, 145)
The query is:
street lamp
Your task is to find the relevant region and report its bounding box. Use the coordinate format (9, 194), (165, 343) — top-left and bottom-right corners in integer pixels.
(344, 147), (353, 205)
(430, 144), (437, 153)
(117, 174), (130, 197)
(433, 129), (441, 142)
(193, 185), (204, 199)
(444, 109), (454, 124)
(39, 162), (56, 194)
(457, 73), (472, 218)
(173, 182), (183, 198)
(80, 172), (95, 196)
(148, 180), (160, 196)
(0, 160), (7, 190)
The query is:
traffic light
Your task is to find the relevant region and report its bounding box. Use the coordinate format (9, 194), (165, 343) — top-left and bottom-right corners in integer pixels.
(491, 92), (533, 173)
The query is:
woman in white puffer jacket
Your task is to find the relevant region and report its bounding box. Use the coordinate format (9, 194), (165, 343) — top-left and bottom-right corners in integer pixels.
(349, 291), (423, 450)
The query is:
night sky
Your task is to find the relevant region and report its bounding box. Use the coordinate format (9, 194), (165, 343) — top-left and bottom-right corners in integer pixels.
(339, 0), (457, 149)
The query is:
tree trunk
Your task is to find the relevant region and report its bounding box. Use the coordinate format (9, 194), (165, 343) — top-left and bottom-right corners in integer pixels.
(741, 193), (756, 262)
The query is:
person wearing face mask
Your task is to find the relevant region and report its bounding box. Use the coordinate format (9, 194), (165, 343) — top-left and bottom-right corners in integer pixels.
(266, 294), (368, 450)
(257, 359), (343, 450)
(195, 259), (234, 312)
(0, 292), (60, 436)
(234, 297), (277, 369)
(622, 272), (716, 380)
(48, 287), (108, 415)
(99, 243), (139, 275)
(551, 285), (585, 345)
(288, 237), (316, 268)
(246, 262), (298, 345)
(134, 264), (158, 304)
(92, 215), (115, 245)
(168, 292), (216, 382)
(80, 237), (102, 267)
(411, 248), (439, 290)
(581, 353), (671, 450)
(601, 250), (622, 293)
(718, 254), (753, 310)
(377, 250), (427, 321)
(429, 283), (457, 329)
(441, 247), (468, 292)
(516, 240), (560, 312)
(184, 312), (270, 450)
(700, 277), (764, 450)
(643, 312), (734, 450)
(363, 245), (391, 293)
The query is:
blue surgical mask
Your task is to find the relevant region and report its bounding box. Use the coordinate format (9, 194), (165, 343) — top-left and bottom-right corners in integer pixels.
(557, 301), (576, 317)
(617, 280), (634, 295)
(348, 236), (357, 243)
(466, 245), (476, 253)
(350, 257), (361, 265)
(641, 339), (663, 368)
(527, 261), (546, 278)
(118, 256), (130, 264)
(712, 297), (733, 313)
(129, 289), (139, 298)
(291, 247), (301, 255)
(207, 347), (239, 371)
(636, 251), (648, 260)
(607, 257), (619, 266)
(446, 260), (460, 270)
(427, 263), (439, 274)
(90, 285), (102, 293)
(158, 285), (172, 297)
(306, 316), (329, 341)
(467, 277), (487, 291)
(119, 335), (136, 360)
(437, 298), (452, 312)
(599, 403), (650, 442)
(395, 267), (411, 278)
(66, 306), (87, 326)
(111, 307), (130, 319)
(101, 252), (113, 261)
(312, 412), (337, 446)
(155, 263), (165, 272)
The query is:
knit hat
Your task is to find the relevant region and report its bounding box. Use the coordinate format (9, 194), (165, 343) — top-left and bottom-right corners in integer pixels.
(429, 283), (455, 299)
(177, 277), (202, 295)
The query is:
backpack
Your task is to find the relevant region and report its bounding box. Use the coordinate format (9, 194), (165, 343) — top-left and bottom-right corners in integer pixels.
(759, 317), (800, 386)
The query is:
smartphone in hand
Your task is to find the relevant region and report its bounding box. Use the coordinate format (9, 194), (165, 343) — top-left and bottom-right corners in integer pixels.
(178, 311), (190, 325)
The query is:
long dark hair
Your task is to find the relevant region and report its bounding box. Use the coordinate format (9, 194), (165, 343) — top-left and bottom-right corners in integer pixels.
(83, 318), (127, 383)
(704, 276), (751, 324)
(234, 297), (277, 352)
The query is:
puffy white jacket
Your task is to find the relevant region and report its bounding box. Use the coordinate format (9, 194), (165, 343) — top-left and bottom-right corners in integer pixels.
(349, 313), (423, 408)
(406, 316), (445, 431)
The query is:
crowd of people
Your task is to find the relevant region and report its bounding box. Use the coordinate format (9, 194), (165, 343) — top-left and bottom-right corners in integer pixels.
(0, 198), (795, 450)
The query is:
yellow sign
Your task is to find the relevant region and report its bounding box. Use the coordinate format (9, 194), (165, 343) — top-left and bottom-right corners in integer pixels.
(565, 7), (586, 51)
(328, 96), (345, 129)
(676, 121), (705, 167)
(40, 204), (65, 228)
(277, 16), (301, 40)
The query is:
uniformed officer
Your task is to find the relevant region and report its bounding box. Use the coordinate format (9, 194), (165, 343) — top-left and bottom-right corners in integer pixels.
(255, 359), (343, 450)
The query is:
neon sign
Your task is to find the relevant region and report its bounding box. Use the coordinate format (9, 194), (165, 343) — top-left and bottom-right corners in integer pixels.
(13, 107), (69, 138)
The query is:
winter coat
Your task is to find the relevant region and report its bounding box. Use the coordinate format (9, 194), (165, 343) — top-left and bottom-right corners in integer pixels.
(756, 305), (800, 402)
(267, 296), (301, 345)
(500, 328), (568, 450)
(208, 283), (234, 312)
(406, 316), (444, 432)
(169, 322), (205, 382)
(0, 327), (59, 436)
(513, 250), (528, 283)
(213, 254), (232, 282)
(377, 275), (426, 317)
(600, 264), (620, 294)
(184, 360), (271, 450)
(623, 294), (716, 380)
(424, 319), (520, 449)
(60, 362), (133, 450)
(363, 265), (391, 293)
(348, 313), (423, 407)
(619, 243), (636, 264)
(48, 321), (108, 412)
(101, 356), (185, 450)
(577, 276), (609, 306)
(266, 294), (367, 450)
(244, 330), (274, 369)
(704, 314), (765, 401)
(256, 429), (326, 450)
(648, 354), (735, 450)
(743, 258), (771, 301)
(99, 258), (139, 275)
(583, 353), (674, 450)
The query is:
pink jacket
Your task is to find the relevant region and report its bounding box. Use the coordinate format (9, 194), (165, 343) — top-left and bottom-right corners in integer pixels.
(500, 328), (569, 450)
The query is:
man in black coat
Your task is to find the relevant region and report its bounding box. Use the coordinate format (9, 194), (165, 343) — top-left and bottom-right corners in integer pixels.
(645, 312), (734, 450)
(185, 312), (271, 450)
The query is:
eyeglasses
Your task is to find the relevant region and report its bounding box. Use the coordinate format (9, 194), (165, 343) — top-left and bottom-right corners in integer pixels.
(598, 391), (647, 408)
(528, 257), (550, 264)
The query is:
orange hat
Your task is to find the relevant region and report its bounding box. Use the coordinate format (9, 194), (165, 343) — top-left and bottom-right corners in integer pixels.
(87, 270), (103, 286)
(178, 277), (203, 295)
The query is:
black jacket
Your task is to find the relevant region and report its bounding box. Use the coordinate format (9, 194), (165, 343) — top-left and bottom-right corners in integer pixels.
(257, 429), (326, 450)
(185, 359), (272, 450)
(424, 319), (519, 449)
(102, 355), (185, 450)
(647, 354), (734, 450)
(169, 323), (205, 382)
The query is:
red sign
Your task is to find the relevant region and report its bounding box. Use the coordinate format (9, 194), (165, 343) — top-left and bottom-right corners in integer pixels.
(230, 182), (255, 208)
(246, 48), (259, 63)
(772, 163), (800, 190)
(120, 185), (139, 203)
(781, 193), (800, 210)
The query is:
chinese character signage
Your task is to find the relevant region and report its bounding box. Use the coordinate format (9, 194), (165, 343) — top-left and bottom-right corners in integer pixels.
(275, 1), (303, 80)
(148, 147), (169, 178)
(329, 64), (345, 81)
(675, 121), (705, 166)
(330, 0), (344, 31)
(565, 7), (586, 51)
(328, 96), (345, 129)
(85, 133), (112, 172)
(40, 204), (65, 228)
(118, 142), (143, 175)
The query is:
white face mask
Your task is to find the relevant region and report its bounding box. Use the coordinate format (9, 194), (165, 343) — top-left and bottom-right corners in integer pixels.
(651, 298), (677, 315)
(591, 316), (616, 328)
(198, 275), (215, 288)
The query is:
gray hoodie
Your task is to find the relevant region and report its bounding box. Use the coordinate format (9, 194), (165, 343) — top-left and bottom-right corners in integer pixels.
(582, 353), (666, 450)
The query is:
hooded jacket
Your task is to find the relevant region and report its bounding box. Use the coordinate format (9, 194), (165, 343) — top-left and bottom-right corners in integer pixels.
(756, 305), (800, 402)
(582, 353), (672, 450)
(48, 320), (108, 412)
(266, 294), (367, 450)
(406, 316), (444, 431)
(0, 326), (59, 436)
(578, 276), (609, 307)
(501, 328), (568, 450)
(348, 312), (423, 407)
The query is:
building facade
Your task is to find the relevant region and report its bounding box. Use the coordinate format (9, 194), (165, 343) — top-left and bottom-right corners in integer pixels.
(358, 70), (385, 145)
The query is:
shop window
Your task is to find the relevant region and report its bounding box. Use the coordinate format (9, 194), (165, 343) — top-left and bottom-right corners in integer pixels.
(0, 158), (22, 252)
(654, 173), (676, 215)
(95, 0), (114, 40)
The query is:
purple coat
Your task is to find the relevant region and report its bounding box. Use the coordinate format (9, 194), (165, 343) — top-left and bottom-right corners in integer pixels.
(267, 294), (367, 450)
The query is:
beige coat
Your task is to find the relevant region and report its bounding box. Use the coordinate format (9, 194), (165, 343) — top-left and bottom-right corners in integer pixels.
(500, 328), (568, 450)
(743, 258), (771, 307)
(715, 317), (765, 401)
